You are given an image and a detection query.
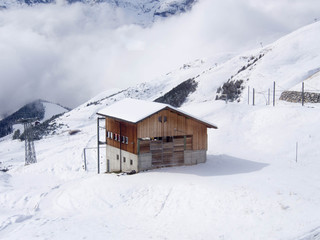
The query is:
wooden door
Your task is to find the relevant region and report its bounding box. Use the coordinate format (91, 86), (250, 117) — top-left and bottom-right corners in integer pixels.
(150, 136), (185, 167)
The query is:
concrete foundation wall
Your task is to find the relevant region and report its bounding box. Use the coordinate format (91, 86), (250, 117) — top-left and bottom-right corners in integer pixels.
(107, 146), (207, 173)
(121, 150), (138, 173)
(184, 150), (207, 165)
(106, 145), (138, 173)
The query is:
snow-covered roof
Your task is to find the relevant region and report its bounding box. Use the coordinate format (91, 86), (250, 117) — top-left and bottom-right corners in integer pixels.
(97, 98), (217, 128)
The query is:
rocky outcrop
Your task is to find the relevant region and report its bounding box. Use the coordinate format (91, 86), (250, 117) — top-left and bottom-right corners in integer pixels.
(154, 0), (196, 17)
(280, 91), (320, 103)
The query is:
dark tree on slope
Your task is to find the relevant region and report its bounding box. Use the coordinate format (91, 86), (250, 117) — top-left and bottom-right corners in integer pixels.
(0, 124), (13, 137)
(12, 129), (21, 140)
(216, 80), (244, 102)
(154, 78), (198, 107)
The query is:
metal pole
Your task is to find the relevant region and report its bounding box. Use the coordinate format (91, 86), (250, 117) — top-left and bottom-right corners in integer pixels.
(97, 118), (100, 174)
(296, 142), (298, 163)
(119, 121), (122, 172)
(253, 88), (255, 106)
(24, 123), (27, 164)
(83, 148), (87, 171)
(302, 82), (305, 106)
(273, 81), (276, 107)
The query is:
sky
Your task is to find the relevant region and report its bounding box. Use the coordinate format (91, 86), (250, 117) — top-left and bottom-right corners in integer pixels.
(0, 0), (319, 116)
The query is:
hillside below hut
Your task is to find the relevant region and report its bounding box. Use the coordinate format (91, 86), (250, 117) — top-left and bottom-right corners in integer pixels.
(97, 98), (217, 173)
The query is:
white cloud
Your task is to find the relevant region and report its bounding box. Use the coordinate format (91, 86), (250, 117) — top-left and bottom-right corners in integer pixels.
(0, 0), (319, 115)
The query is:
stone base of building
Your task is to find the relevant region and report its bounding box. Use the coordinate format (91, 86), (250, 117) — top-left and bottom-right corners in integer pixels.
(106, 145), (207, 173)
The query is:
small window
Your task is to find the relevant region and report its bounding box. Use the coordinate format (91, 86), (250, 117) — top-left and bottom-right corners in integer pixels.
(158, 116), (162, 122)
(123, 157), (126, 163)
(122, 136), (125, 143)
(125, 137), (128, 144)
(110, 132), (113, 139)
(116, 154), (119, 160)
(118, 135), (120, 142)
(130, 159), (133, 165)
(164, 116), (167, 122)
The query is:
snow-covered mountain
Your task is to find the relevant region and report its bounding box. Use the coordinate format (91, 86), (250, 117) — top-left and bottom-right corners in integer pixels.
(1, 22), (320, 240)
(0, 0), (196, 24)
(69, 21), (320, 110)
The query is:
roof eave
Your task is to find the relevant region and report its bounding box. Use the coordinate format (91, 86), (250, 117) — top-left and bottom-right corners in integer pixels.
(96, 113), (137, 124)
(97, 105), (218, 129)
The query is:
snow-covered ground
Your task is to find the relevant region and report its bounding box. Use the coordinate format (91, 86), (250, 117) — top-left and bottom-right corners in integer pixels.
(1, 22), (320, 240)
(1, 100), (320, 240)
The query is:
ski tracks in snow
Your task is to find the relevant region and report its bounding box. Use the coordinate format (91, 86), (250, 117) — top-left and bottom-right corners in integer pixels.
(297, 227), (320, 240)
(154, 188), (172, 217)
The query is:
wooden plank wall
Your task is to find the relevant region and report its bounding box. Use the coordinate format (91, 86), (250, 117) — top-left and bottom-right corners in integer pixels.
(105, 117), (137, 154)
(137, 109), (208, 150)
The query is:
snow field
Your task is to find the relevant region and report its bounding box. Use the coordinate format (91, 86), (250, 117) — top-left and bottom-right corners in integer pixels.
(42, 102), (69, 121)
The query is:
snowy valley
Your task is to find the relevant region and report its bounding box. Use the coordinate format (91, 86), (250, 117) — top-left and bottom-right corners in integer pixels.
(1, 21), (320, 239)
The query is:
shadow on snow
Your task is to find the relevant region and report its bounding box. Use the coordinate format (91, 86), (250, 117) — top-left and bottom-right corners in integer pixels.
(149, 154), (269, 177)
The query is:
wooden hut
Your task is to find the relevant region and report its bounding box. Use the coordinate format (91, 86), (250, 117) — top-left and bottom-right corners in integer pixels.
(97, 98), (217, 173)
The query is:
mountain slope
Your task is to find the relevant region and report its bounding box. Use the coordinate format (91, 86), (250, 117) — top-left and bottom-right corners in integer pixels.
(184, 21), (320, 106)
(1, 22), (320, 240)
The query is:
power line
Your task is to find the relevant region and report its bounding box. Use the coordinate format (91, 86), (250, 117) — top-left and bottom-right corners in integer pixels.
(303, 82), (320, 92)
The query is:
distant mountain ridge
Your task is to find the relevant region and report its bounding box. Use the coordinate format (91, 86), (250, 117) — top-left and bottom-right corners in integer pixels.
(0, 0), (197, 24)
